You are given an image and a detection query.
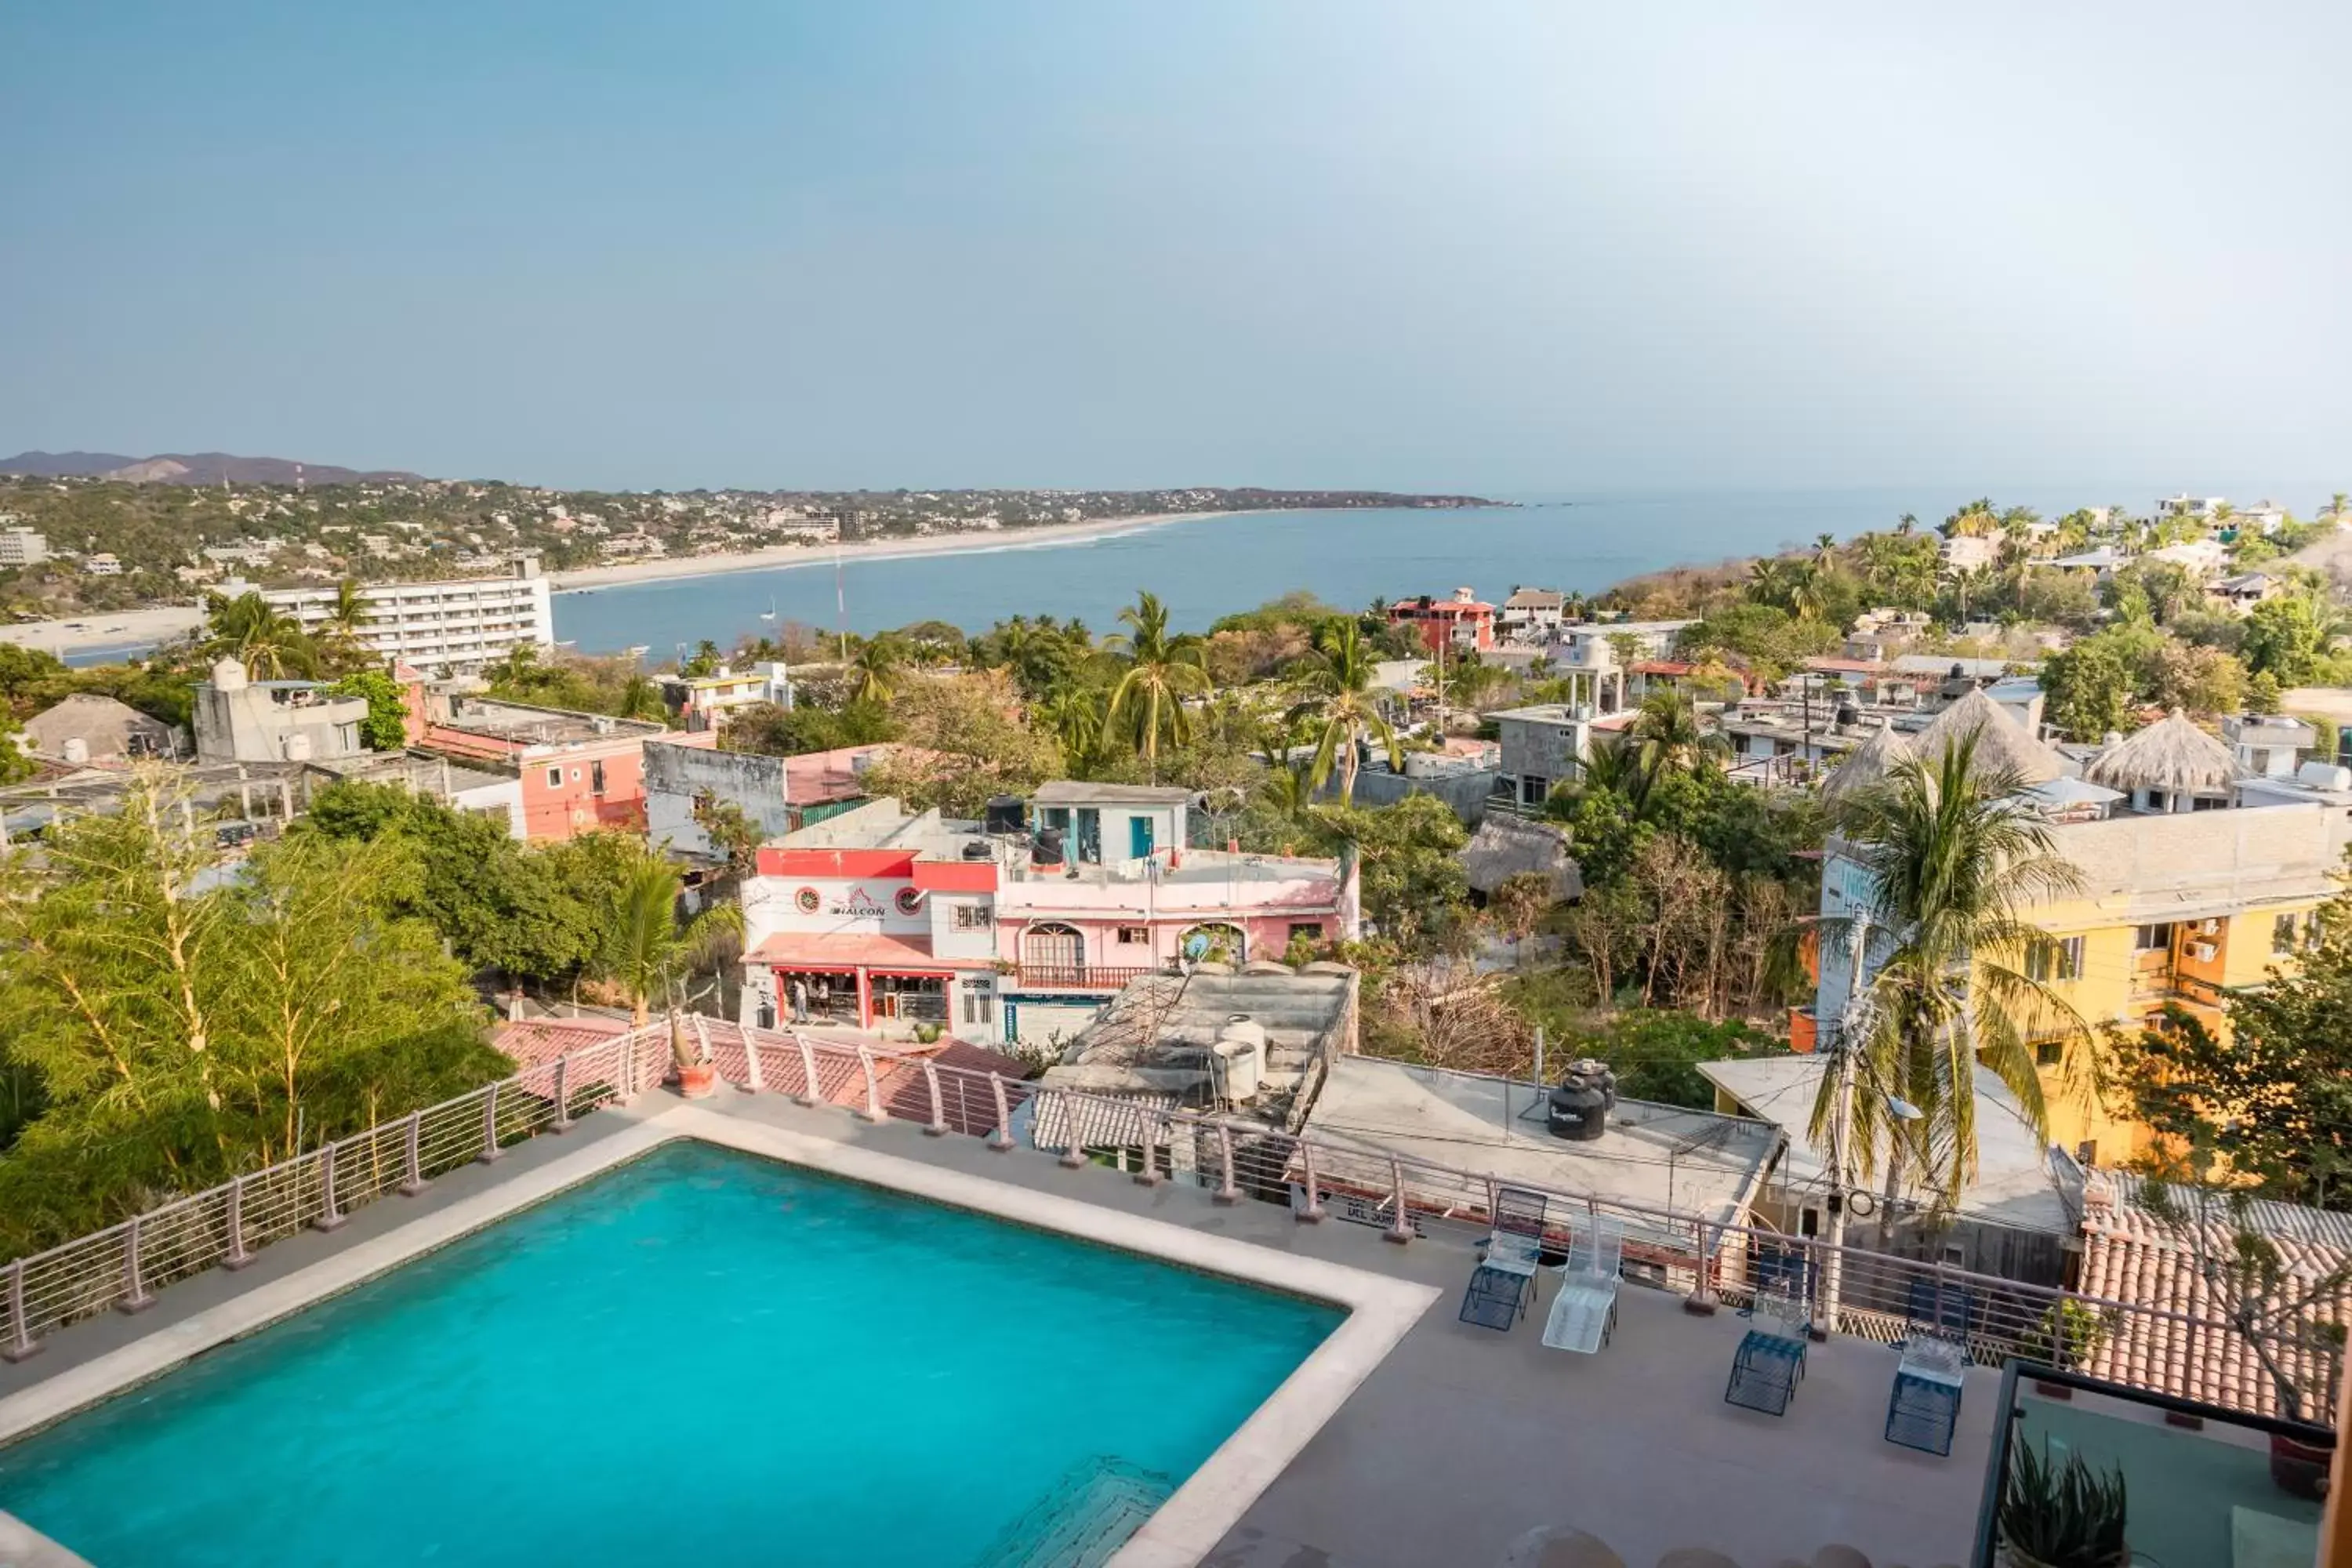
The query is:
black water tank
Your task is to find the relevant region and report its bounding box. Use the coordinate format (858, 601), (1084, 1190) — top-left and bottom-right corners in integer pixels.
(1031, 826), (1066, 866)
(960, 839), (993, 861)
(1835, 704), (1860, 728)
(1547, 1060), (1618, 1142)
(984, 795), (1026, 836)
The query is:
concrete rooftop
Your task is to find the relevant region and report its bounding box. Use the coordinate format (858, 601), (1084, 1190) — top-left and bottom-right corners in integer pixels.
(0, 1088), (1998, 1568)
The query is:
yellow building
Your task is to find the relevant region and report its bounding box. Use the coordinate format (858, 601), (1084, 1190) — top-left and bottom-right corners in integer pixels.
(1813, 702), (2352, 1169)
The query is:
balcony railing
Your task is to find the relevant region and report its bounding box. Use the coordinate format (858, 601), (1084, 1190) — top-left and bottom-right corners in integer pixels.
(6, 1022), (2344, 1432)
(1011, 963), (1164, 991)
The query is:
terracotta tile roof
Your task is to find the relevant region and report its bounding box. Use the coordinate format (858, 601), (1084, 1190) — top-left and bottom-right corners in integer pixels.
(745, 933), (1000, 970)
(493, 1015), (629, 1070)
(2077, 1172), (2351, 1418)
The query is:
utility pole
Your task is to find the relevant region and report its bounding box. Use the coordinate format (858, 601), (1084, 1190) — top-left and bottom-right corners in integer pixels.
(1817, 910), (1869, 1338)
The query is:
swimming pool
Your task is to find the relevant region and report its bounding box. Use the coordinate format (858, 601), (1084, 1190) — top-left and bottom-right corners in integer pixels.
(0, 1140), (1343, 1566)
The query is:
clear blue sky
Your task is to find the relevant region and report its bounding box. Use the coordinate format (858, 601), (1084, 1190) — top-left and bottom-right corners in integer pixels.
(4, 2), (2345, 495)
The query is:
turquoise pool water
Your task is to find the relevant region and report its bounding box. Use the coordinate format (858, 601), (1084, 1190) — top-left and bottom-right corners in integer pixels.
(0, 1142), (1341, 1566)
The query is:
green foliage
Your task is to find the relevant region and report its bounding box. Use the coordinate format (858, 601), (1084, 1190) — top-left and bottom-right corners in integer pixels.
(0, 773), (499, 1254)
(2241, 594), (2339, 687)
(690, 789), (763, 874)
(1296, 795), (1468, 950)
(324, 669), (409, 750)
(1287, 619), (1400, 804)
(1998, 1438), (2129, 1568)
(2042, 623), (2253, 740)
(723, 698), (898, 757)
(1501, 1000), (1779, 1109)
(484, 646), (666, 722)
(855, 672), (1063, 817)
(1104, 590), (1212, 773)
(1677, 603), (1840, 682)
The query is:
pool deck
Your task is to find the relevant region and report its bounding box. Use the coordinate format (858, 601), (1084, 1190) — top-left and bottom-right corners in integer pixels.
(0, 1089), (1999, 1567)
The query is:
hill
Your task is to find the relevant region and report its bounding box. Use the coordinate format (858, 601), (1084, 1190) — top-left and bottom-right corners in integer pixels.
(0, 451), (422, 486)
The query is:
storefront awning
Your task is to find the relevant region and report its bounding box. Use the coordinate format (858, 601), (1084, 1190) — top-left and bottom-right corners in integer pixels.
(747, 934), (998, 972)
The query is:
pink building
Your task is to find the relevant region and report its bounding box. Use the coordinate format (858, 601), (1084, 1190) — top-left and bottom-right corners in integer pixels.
(416, 693), (717, 841)
(737, 783), (1358, 1046)
(1388, 587), (1497, 654)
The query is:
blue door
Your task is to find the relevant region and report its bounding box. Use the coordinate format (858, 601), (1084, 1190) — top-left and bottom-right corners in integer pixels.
(1129, 815), (1155, 859)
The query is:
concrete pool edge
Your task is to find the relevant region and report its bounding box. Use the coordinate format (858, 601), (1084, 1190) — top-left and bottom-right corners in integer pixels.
(657, 1109), (1443, 1568)
(0, 1105), (1440, 1567)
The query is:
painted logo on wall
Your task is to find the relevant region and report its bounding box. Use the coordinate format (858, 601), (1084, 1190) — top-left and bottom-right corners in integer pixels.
(894, 887), (923, 916)
(794, 886), (821, 913)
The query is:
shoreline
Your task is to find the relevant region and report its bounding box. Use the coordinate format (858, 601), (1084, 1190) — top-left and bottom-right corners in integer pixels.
(548, 510), (1238, 594)
(0, 604), (203, 659)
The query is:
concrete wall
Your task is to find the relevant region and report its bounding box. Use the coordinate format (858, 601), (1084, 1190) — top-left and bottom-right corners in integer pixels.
(1334, 764), (1499, 823)
(645, 743), (792, 855)
(194, 684), (370, 764)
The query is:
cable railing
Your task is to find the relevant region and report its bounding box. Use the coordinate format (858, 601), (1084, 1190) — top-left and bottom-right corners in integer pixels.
(6, 1018), (2340, 1428)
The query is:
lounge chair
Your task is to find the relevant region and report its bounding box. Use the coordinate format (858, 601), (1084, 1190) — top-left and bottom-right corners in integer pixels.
(1541, 1214), (1624, 1354)
(1480, 1185), (1550, 1277)
(1459, 1261), (1533, 1331)
(1725, 1283), (1809, 1416)
(1904, 1277), (1976, 1341)
(1883, 1330), (1968, 1455)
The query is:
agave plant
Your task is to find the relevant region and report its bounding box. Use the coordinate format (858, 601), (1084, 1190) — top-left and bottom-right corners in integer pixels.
(1998, 1437), (2127, 1568)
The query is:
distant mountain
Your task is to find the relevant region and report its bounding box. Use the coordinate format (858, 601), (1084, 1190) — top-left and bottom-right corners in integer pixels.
(0, 451), (423, 486)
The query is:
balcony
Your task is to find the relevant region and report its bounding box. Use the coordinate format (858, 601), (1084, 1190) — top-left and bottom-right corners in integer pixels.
(1975, 1363), (2329, 1567)
(1011, 963), (1164, 992)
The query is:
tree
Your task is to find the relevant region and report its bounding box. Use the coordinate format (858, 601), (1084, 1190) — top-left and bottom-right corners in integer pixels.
(0, 771), (499, 1252)
(691, 789), (763, 877)
(597, 858), (742, 1026)
(2042, 630), (2143, 742)
(1487, 872), (1555, 968)
(325, 670), (409, 750)
(848, 635), (905, 706)
(1577, 1010), (1777, 1109)
(1304, 795), (1468, 951)
(1814, 735), (2091, 1218)
(2242, 595), (2335, 687)
(857, 671), (1062, 817)
(1104, 590), (1211, 775)
(202, 590), (318, 679)
(724, 699), (897, 757)
(1628, 687), (1726, 807)
(1287, 619), (1400, 804)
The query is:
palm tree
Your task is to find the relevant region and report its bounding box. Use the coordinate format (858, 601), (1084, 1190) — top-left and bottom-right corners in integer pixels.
(1810, 734), (2089, 1231)
(1035, 682), (1109, 772)
(601, 858), (744, 1028)
(1896, 513), (1918, 536)
(848, 635), (903, 706)
(1104, 590), (1210, 777)
(1747, 558), (1793, 608)
(1812, 532), (1841, 575)
(203, 591), (317, 679)
(1789, 562), (1829, 623)
(1287, 619), (1399, 804)
(327, 579), (368, 638)
(1627, 686), (1726, 804)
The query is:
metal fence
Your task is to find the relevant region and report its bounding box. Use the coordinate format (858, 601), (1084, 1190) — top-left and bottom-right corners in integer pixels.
(1, 1031), (645, 1363)
(7, 1019), (2339, 1429)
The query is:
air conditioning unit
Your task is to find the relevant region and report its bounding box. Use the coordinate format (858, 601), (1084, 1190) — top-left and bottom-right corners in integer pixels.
(2188, 941), (2220, 963)
(2194, 918), (2221, 936)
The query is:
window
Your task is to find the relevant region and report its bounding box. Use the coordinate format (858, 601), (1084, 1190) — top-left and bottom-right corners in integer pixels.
(2133, 923), (2176, 953)
(2026, 937), (2082, 983)
(1519, 775), (1548, 806)
(2307, 912), (2325, 952)
(2034, 1040), (2063, 1068)
(953, 904), (993, 931)
(961, 988), (995, 1025)
(2145, 789), (2169, 813)
(2275, 913), (2299, 956)
(2075, 1140), (2098, 1167)
(590, 760), (607, 795)
(546, 766), (563, 789)
(1289, 922), (1325, 944)
(1115, 925), (1149, 946)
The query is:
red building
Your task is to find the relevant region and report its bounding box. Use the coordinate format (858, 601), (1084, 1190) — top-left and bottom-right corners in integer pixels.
(1388, 587), (1497, 653)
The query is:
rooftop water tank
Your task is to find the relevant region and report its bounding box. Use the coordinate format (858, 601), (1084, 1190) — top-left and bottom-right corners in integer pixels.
(1211, 1015), (1265, 1104)
(281, 732), (314, 762)
(1031, 825), (1066, 866)
(210, 657), (249, 692)
(61, 736), (89, 764)
(2297, 760), (2352, 791)
(984, 795), (1026, 836)
(1547, 1059), (1617, 1142)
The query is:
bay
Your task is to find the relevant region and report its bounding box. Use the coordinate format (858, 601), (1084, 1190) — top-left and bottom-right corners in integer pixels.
(552, 486), (1976, 655)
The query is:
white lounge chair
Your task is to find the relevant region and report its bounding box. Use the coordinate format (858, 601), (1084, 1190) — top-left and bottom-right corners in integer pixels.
(1541, 1215), (1624, 1355)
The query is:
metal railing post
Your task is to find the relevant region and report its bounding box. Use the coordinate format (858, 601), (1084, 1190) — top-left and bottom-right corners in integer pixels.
(1384, 1159), (1414, 1244)
(1213, 1123), (1242, 1205)
(2, 1260), (35, 1362)
(1684, 1220), (1718, 1314)
(855, 1047), (887, 1123)
(118, 1215), (156, 1315)
(398, 1111), (427, 1196)
(2052, 1287), (2073, 1371)
(795, 1034), (821, 1106)
(314, 1142), (347, 1232)
(1296, 1141), (1326, 1221)
(550, 1057), (573, 1133)
(742, 1033), (765, 1094)
(1058, 1094), (1089, 1169)
(479, 1082), (503, 1163)
(921, 1061), (948, 1136)
(222, 1175), (255, 1270)
(1133, 1113), (1165, 1186)
(988, 1075), (1014, 1150)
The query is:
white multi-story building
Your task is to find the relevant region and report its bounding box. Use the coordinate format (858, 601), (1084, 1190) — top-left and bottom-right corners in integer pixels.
(0, 526), (49, 566)
(256, 554), (554, 676)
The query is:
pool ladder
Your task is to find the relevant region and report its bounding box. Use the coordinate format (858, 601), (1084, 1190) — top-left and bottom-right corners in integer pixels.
(970, 1454), (1173, 1568)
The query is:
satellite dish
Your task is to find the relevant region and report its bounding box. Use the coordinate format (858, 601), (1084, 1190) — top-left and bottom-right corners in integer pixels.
(1886, 1095), (1925, 1122)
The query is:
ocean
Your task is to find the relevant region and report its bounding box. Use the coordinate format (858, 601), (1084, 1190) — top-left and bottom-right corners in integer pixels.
(551, 487), (1981, 655)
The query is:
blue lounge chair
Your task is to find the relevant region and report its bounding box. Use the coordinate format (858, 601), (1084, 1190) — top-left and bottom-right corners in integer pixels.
(1884, 1331), (1968, 1455)
(1481, 1185), (1550, 1276)
(1458, 1262), (1532, 1330)
(1904, 1276), (1976, 1340)
(1725, 1283), (1809, 1416)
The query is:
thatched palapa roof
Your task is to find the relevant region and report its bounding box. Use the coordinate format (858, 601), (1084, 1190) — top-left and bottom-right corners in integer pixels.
(1906, 688), (2067, 783)
(1460, 814), (1583, 902)
(1821, 718), (1907, 800)
(2084, 709), (2241, 797)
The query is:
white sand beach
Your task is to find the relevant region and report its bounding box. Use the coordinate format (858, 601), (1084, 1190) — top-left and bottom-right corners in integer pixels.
(0, 604), (205, 658)
(546, 511), (1225, 593)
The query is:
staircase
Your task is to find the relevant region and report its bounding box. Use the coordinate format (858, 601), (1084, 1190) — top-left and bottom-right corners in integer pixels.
(970, 1456), (1174, 1568)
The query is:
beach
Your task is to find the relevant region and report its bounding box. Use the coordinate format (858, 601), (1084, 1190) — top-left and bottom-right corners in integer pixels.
(547, 510), (1225, 593)
(0, 604), (204, 659)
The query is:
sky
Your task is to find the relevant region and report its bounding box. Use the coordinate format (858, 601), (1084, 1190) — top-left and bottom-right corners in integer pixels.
(3, 3), (2347, 495)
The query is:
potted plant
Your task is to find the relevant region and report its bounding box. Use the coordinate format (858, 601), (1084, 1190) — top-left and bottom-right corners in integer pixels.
(671, 1011), (717, 1099)
(1998, 1437), (2128, 1568)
